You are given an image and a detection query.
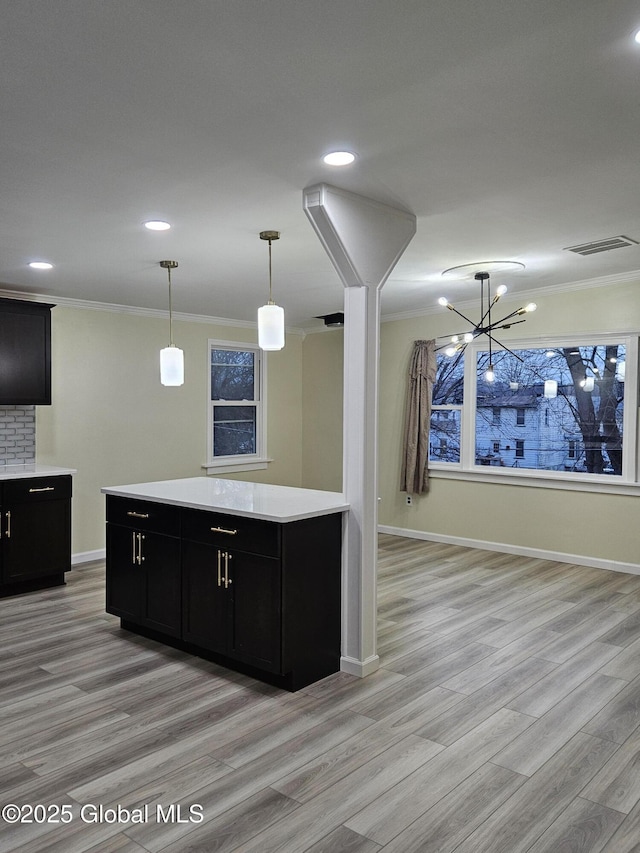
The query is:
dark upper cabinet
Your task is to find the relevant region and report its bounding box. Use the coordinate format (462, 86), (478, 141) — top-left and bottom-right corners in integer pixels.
(0, 297), (54, 405)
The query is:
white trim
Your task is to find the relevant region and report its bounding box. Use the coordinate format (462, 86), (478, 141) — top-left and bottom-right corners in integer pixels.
(72, 549), (106, 566)
(340, 654), (381, 677)
(0, 287), (307, 335)
(426, 465), (640, 497)
(202, 459), (270, 474)
(378, 525), (640, 576)
(381, 269), (640, 325)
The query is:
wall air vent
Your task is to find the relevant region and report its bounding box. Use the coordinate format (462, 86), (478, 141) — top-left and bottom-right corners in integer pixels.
(564, 236), (639, 256)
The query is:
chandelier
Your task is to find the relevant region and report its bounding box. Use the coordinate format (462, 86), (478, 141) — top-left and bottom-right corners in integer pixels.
(438, 269), (536, 381)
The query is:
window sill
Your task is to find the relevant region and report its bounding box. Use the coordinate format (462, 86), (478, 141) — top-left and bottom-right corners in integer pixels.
(428, 464), (640, 497)
(202, 457), (272, 475)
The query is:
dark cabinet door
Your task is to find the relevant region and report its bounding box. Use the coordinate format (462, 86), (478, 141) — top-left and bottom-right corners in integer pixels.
(181, 540), (281, 672)
(1, 498), (70, 582)
(181, 539), (229, 653)
(228, 550), (281, 673)
(106, 524), (181, 637)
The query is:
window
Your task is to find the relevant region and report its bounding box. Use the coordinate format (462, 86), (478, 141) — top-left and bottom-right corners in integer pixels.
(430, 334), (637, 487)
(207, 341), (267, 469)
(430, 352), (463, 463)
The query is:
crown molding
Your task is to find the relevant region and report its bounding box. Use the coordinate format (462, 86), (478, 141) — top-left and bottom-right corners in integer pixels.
(381, 268), (640, 325)
(0, 286), (306, 337)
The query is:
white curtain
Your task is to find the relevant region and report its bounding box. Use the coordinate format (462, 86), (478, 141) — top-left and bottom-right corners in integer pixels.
(400, 339), (436, 494)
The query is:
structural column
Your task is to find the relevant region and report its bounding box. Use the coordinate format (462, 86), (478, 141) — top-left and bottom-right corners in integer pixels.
(303, 184), (416, 676)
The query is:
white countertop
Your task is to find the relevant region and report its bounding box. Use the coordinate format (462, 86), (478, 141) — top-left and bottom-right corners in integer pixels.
(102, 477), (349, 523)
(0, 464), (76, 481)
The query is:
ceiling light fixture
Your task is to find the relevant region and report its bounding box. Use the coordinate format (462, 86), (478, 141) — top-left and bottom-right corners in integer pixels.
(439, 269), (536, 382)
(28, 261), (53, 270)
(159, 260), (184, 386)
(322, 151), (356, 166)
(257, 231), (285, 351)
(145, 220), (171, 231)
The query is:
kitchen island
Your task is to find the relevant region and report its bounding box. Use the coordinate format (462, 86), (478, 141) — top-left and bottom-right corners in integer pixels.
(0, 464), (74, 596)
(102, 477), (348, 690)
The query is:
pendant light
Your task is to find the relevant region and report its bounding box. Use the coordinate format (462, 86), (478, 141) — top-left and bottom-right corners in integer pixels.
(257, 230), (285, 351)
(159, 260), (184, 386)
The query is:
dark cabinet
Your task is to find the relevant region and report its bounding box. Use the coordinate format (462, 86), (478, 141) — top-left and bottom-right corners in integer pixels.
(105, 495), (342, 690)
(0, 475), (72, 594)
(0, 297), (54, 405)
(181, 507), (282, 672)
(182, 536), (281, 673)
(106, 497), (181, 638)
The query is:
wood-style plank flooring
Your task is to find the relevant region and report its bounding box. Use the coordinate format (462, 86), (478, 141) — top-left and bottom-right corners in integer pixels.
(2, 535), (640, 852)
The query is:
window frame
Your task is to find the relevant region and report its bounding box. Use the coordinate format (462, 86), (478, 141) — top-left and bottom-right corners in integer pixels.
(429, 332), (639, 493)
(204, 339), (270, 474)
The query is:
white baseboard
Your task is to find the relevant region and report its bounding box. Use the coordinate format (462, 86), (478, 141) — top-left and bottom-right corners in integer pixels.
(378, 525), (640, 576)
(72, 548), (106, 566)
(340, 654), (380, 678)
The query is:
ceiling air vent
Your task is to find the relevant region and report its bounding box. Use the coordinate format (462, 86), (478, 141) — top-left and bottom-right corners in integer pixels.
(564, 235), (639, 256)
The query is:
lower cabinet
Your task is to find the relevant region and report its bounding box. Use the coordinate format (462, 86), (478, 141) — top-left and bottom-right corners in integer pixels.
(105, 498), (181, 638)
(182, 540), (281, 673)
(105, 495), (342, 690)
(0, 475), (72, 595)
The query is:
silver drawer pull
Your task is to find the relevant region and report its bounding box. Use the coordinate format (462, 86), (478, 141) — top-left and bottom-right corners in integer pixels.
(211, 526), (237, 536)
(29, 486), (55, 493)
(127, 511), (150, 519)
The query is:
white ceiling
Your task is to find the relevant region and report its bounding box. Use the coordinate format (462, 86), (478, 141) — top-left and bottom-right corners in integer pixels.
(2, 0), (640, 330)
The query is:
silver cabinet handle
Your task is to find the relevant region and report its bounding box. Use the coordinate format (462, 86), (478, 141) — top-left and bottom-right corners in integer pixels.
(137, 533), (145, 565)
(127, 511), (150, 519)
(132, 531), (137, 565)
(217, 550), (222, 587)
(224, 552), (232, 589)
(29, 486), (55, 493)
(5, 510), (11, 539)
(211, 526), (237, 536)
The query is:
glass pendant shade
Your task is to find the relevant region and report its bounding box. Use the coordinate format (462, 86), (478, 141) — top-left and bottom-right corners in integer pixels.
(544, 379), (558, 399)
(160, 345), (184, 386)
(258, 303), (285, 351)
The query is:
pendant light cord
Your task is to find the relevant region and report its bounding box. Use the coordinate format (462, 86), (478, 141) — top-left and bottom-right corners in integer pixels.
(268, 238), (274, 304)
(167, 265), (175, 346)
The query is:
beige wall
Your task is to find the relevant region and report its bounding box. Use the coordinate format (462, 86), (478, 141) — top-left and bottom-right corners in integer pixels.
(300, 277), (640, 568)
(36, 305), (303, 557)
(301, 328), (343, 492)
(36, 276), (640, 567)
(379, 277), (640, 567)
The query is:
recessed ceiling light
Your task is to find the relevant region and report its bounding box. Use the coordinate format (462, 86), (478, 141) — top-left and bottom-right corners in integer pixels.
(634, 28), (640, 44)
(144, 220), (171, 231)
(322, 151), (356, 166)
(28, 261), (53, 270)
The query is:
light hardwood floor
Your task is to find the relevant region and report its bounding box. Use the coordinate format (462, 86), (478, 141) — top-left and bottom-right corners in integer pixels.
(2, 535), (640, 852)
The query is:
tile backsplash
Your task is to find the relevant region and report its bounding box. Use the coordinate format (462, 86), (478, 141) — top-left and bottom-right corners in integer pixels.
(0, 406), (35, 465)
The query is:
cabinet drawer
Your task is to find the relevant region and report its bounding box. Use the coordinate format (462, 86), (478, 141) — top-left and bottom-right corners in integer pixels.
(4, 475), (72, 503)
(106, 495), (180, 536)
(181, 508), (280, 557)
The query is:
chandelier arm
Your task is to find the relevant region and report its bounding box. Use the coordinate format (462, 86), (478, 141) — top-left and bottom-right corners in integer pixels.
(442, 304), (477, 327)
(484, 333), (525, 363)
(488, 319), (527, 332)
